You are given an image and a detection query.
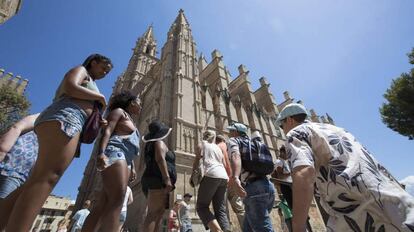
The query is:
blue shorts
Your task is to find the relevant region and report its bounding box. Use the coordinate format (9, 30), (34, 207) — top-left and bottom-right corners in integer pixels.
(34, 98), (88, 138)
(103, 145), (128, 168)
(0, 174), (23, 199)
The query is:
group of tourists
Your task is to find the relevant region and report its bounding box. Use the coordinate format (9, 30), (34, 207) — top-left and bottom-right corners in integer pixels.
(0, 54), (177, 232)
(0, 53), (413, 232)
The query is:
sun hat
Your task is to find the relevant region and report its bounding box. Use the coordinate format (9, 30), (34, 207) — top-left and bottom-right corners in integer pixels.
(226, 122), (248, 134)
(276, 103), (309, 124)
(142, 120), (172, 143)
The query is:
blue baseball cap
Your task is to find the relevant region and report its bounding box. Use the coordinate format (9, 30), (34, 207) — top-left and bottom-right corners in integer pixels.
(276, 103), (309, 124)
(227, 122), (248, 134)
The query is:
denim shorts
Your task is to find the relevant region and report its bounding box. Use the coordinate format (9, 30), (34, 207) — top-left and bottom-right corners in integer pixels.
(0, 174), (24, 199)
(103, 145), (128, 167)
(34, 98), (88, 138)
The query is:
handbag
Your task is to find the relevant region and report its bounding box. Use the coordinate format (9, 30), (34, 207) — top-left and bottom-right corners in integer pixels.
(190, 142), (206, 187)
(80, 101), (102, 144)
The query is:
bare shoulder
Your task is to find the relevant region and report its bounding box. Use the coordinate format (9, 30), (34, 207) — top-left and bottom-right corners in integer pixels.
(155, 140), (168, 152)
(106, 108), (125, 122)
(67, 65), (86, 75)
(63, 65), (88, 83)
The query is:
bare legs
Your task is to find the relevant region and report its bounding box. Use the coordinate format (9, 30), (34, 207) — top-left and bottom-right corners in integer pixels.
(82, 160), (129, 232)
(5, 121), (79, 232)
(143, 189), (167, 232)
(0, 186), (23, 231)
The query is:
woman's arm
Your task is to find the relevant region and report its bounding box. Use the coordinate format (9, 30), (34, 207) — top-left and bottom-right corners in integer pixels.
(0, 113), (39, 162)
(130, 161), (137, 182)
(96, 109), (123, 169)
(127, 188), (134, 205)
(154, 141), (173, 192)
(61, 66), (106, 107)
(191, 143), (202, 171)
(220, 143), (232, 177)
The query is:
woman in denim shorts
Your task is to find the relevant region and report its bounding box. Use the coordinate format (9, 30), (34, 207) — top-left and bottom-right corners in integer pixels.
(82, 91), (141, 232)
(3, 54), (112, 232)
(0, 114), (40, 230)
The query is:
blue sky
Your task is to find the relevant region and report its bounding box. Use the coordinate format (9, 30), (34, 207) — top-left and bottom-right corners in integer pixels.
(1, 1), (413, 199)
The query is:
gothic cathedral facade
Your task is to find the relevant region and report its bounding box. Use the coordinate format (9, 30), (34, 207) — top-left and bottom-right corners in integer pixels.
(75, 9), (328, 231)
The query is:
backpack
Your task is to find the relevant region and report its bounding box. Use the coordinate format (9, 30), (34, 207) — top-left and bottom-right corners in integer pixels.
(237, 136), (274, 175)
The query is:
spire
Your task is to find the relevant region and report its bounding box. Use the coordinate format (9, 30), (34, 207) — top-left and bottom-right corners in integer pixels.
(134, 25), (157, 57)
(167, 9), (191, 39)
(175, 9), (189, 26)
(143, 25), (155, 41)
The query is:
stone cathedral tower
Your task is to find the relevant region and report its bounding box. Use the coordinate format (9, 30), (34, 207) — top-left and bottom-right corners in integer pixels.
(75, 9), (327, 232)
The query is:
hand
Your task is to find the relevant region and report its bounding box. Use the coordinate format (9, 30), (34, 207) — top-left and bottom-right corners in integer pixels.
(129, 168), (137, 182)
(97, 95), (107, 110)
(96, 153), (108, 171)
(164, 178), (174, 193)
(99, 118), (108, 128)
(229, 176), (246, 198)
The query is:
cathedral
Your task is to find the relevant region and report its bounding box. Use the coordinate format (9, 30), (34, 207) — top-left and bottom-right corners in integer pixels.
(75, 9), (329, 231)
(0, 0), (23, 24)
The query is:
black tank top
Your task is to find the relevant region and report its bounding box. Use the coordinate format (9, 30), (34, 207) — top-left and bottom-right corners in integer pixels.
(143, 142), (177, 184)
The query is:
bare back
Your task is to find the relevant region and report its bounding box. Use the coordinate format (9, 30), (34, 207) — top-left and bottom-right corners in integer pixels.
(112, 110), (137, 137)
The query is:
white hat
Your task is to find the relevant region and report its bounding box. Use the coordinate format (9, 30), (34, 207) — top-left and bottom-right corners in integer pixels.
(251, 131), (262, 140)
(276, 103), (309, 124)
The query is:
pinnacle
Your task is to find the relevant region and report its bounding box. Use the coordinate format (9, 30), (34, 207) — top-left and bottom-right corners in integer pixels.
(174, 9), (189, 27)
(142, 25), (155, 41)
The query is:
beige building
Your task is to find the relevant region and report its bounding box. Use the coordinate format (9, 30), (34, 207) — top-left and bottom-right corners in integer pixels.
(31, 195), (74, 232)
(0, 0), (22, 24)
(75, 9), (330, 231)
(0, 68), (29, 133)
(0, 68), (28, 94)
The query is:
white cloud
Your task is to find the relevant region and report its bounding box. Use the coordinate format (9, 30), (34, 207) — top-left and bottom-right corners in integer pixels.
(400, 176), (414, 197)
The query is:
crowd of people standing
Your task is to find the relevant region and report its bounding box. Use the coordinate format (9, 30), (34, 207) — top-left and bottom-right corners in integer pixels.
(0, 54), (413, 232)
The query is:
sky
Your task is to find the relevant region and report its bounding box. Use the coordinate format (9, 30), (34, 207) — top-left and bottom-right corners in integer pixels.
(1, 1), (413, 199)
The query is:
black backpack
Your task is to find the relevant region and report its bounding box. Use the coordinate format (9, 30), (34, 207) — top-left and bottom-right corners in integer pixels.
(237, 136), (274, 175)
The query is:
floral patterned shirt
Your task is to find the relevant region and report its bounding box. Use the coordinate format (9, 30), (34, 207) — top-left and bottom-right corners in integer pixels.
(286, 121), (414, 232)
(0, 131), (38, 181)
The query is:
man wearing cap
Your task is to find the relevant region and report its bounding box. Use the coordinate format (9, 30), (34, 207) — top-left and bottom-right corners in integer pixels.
(277, 103), (414, 232)
(227, 123), (276, 232)
(179, 193), (193, 232)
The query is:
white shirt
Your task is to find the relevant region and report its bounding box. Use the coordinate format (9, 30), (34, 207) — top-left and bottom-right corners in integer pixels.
(202, 141), (228, 180)
(286, 121), (414, 231)
(71, 209), (90, 232)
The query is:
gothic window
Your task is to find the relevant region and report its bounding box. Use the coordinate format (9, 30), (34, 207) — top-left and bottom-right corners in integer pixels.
(201, 96), (206, 109)
(183, 132), (188, 152)
(0, 0), (12, 10)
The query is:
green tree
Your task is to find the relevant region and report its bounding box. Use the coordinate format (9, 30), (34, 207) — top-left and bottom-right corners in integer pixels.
(0, 84), (31, 134)
(380, 48), (414, 140)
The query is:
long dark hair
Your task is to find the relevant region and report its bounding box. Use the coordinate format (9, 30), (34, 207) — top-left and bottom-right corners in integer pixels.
(108, 91), (138, 112)
(82, 53), (113, 71)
